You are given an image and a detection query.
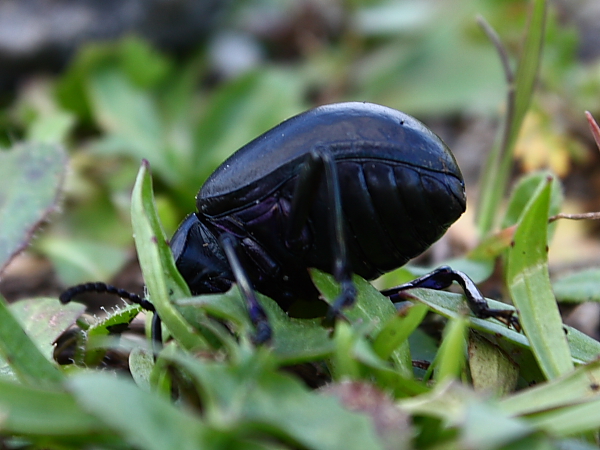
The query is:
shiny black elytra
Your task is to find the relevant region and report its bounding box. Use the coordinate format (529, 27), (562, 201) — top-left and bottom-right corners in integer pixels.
(61, 102), (517, 344)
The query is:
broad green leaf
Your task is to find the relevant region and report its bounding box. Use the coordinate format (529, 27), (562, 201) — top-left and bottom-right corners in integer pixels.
(118, 36), (172, 88)
(130, 161), (205, 350)
(398, 379), (479, 425)
(38, 236), (129, 286)
(10, 298), (85, 360)
(0, 294), (63, 386)
(88, 68), (171, 180)
(69, 373), (211, 450)
(27, 111), (75, 144)
(56, 40), (123, 121)
(130, 347), (154, 391)
(0, 143), (66, 273)
(506, 176), (573, 379)
(353, 352), (430, 398)
(502, 171), (563, 230)
(468, 332), (519, 397)
(311, 269), (412, 379)
(553, 268), (600, 303)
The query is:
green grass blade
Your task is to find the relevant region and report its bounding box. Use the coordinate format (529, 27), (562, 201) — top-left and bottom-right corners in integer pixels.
(501, 360), (600, 416)
(0, 294), (63, 386)
(510, 0), (547, 148)
(372, 303), (428, 361)
(476, 0), (547, 235)
(434, 316), (468, 383)
(506, 176), (573, 379)
(130, 161), (206, 350)
(526, 397), (600, 437)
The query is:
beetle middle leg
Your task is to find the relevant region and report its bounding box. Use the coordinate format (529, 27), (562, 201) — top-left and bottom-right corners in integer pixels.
(219, 233), (272, 343)
(286, 148), (357, 325)
(381, 266), (520, 330)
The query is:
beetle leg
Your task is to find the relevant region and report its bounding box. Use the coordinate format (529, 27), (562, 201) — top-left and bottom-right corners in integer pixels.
(59, 282), (164, 353)
(287, 149), (357, 325)
(381, 266), (520, 330)
(219, 233), (272, 344)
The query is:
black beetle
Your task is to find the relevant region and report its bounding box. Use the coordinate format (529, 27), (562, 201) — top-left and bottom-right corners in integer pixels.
(61, 102), (517, 343)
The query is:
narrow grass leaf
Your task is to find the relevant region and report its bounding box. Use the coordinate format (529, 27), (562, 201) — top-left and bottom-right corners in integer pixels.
(510, 0), (547, 148)
(586, 111), (600, 151)
(372, 302), (428, 361)
(506, 176), (573, 379)
(476, 0), (547, 235)
(526, 396), (600, 437)
(434, 316), (468, 383)
(0, 294), (63, 386)
(131, 161), (206, 350)
(500, 360), (600, 416)
(333, 321), (362, 380)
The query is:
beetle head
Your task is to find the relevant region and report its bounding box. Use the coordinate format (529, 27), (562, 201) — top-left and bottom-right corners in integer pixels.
(170, 214), (233, 294)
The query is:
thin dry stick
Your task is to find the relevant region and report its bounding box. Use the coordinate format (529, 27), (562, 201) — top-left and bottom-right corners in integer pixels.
(549, 212), (600, 223)
(476, 15), (514, 84)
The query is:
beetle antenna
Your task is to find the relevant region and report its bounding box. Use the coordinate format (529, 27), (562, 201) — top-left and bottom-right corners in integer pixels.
(59, 282), (155, 312)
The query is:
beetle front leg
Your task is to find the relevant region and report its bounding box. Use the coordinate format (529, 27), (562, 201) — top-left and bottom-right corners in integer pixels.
(219, 234), (272, 343)
(286, 149), (357, 325)
(381, 266), (520, 330)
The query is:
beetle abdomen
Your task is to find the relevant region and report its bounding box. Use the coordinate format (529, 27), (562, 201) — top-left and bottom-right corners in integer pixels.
(336, 159), (465, 276)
